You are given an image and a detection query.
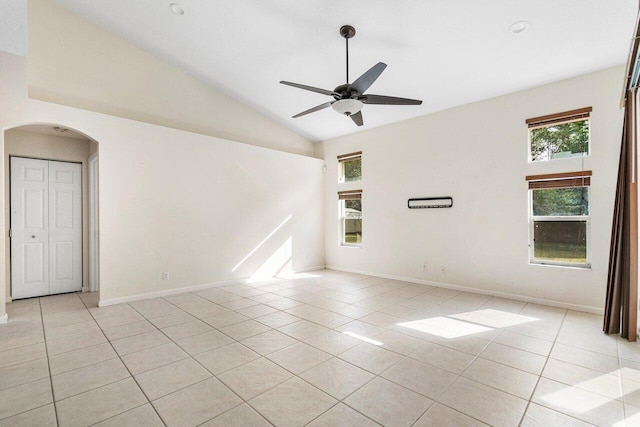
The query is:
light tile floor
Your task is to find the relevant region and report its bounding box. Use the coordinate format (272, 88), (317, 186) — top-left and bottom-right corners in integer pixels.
(1, 270), (640, 426)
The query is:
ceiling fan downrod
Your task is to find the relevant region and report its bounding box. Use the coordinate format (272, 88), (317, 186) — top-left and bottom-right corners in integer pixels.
(340, 25), (356, 85)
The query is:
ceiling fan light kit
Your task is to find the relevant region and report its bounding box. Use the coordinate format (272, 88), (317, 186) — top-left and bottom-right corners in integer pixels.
(280, 25), (422, 127)
(332, 99), (364, 116)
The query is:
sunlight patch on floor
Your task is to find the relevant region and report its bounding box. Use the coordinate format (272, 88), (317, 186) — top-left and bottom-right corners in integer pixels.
(342, 331), (383, 346)
(397, 317), (492, 339)
(396, 309), (538, 339)
(449, 309), (539, 328)
(539, 368), (640, 422)
(540, 383), (616, 414)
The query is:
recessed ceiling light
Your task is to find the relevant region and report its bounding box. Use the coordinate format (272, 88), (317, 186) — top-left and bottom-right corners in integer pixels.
(509, 21), (529, 34)
(169, 3), (185, 16)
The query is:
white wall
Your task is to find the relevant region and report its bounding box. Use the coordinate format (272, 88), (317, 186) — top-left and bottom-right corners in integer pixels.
(0, 51), (324, 315)
(319, 66), (625, 311)
(27, 0), (313, 157)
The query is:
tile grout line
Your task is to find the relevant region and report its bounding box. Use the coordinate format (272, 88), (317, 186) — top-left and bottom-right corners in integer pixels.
(211, 285), (528, 424)
(516, 306), (568, 427)
(163, 291), (309, 426)
(78, 293), (168, 427)
(423, 300), (521, 424)
(85, 402), (150, 427)
(38, 296), (61, 427)
(166, 288), (385, 425)
(123, 298), (230, 423)
(0, 307), (56, 422)
(296, 303), (441, 426)
(129, 295), (254, 425)
(194, 403), (276, 427)
(237, 351), (376, 426)
(405, 300), (551, 426)
(168, 293), (288, 426)
(616, 326), (628, 424)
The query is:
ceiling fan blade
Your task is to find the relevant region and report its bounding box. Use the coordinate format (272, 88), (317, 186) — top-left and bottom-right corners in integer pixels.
(280, 81), (338, 97)
(351, 62), (387, 94)
(292, 101), (334, 118)
(350, 111), (364, 126)
(361, 94), (422, 105)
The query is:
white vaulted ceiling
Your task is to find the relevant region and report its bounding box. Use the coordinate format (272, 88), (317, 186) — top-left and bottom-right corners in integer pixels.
(5, 1), (639, 142)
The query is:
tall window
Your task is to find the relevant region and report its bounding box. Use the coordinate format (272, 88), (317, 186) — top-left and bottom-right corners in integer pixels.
(527, 107), (591, 162)
(338, 190), (362, 246)
(338, 151), (362, 182)
(527, 172), (591, 267)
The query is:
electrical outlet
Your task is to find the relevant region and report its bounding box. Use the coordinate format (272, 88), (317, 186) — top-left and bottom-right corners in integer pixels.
(422, 262), (428, 271)
(162, 272), (169, 280)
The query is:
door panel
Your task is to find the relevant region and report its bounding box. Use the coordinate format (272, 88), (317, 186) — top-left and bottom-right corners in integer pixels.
(48, 161), (82, 294)
(24, 189), (46, 228)
(11, 158), (82, 299)
(53, 241), (74, 280)
(53, 190), (73, 228)
(11, 157), (49, 299)
(23, 166), (45, 182)
(24, 242), (46, 283)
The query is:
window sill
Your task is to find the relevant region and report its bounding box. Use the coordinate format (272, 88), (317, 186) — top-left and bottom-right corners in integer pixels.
(527, 154), (589, 164)
(340, 244), (362, 249)
(529, 261), (591, 270)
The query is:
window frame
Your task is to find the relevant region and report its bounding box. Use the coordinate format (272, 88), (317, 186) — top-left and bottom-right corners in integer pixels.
(527, 173), (591, 268)
(526, 107), (592, 163)
(338, 190), (363, 248)
(338, 151), (362, 183)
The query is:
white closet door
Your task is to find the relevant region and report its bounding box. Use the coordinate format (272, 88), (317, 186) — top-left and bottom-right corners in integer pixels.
(11, 157), (50, 299)
(11, 158), (82, 299)
(48, 161), (82, 295)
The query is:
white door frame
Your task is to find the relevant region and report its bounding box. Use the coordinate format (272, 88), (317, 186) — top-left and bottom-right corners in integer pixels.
(88, 153), (99, 292)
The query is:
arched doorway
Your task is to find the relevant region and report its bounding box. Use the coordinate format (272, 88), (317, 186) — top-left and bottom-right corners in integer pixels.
(3, 123), (99, 302)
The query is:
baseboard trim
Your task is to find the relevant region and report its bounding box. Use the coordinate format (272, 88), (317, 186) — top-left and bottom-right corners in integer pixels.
(98, 279), (239, 307)
(326, 265), (603, 314)
(98, 265), (328, 307)
(0, 314), (8, 324)
(289, 265), (327, 274)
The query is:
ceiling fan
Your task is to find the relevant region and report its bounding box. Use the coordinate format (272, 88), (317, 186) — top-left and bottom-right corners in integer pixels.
(280, 25), (422, 127)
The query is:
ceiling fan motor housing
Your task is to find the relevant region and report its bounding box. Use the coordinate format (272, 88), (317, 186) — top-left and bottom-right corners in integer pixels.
(333, 84), (360, 99)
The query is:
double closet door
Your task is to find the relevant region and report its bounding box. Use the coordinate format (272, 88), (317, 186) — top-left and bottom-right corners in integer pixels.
(11, 157), (82, 299)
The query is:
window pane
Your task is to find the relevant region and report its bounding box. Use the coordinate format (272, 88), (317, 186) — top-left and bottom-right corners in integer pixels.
(344, 199), (362, 244)
(343, 158), (361, 182)
(530, 119), (589, 161)
(533, 221), (586, 264)
(532, 187), (588, 216)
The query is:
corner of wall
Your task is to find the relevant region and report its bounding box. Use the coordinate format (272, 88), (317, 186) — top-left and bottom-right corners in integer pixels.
(313, 141), (325, 160)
